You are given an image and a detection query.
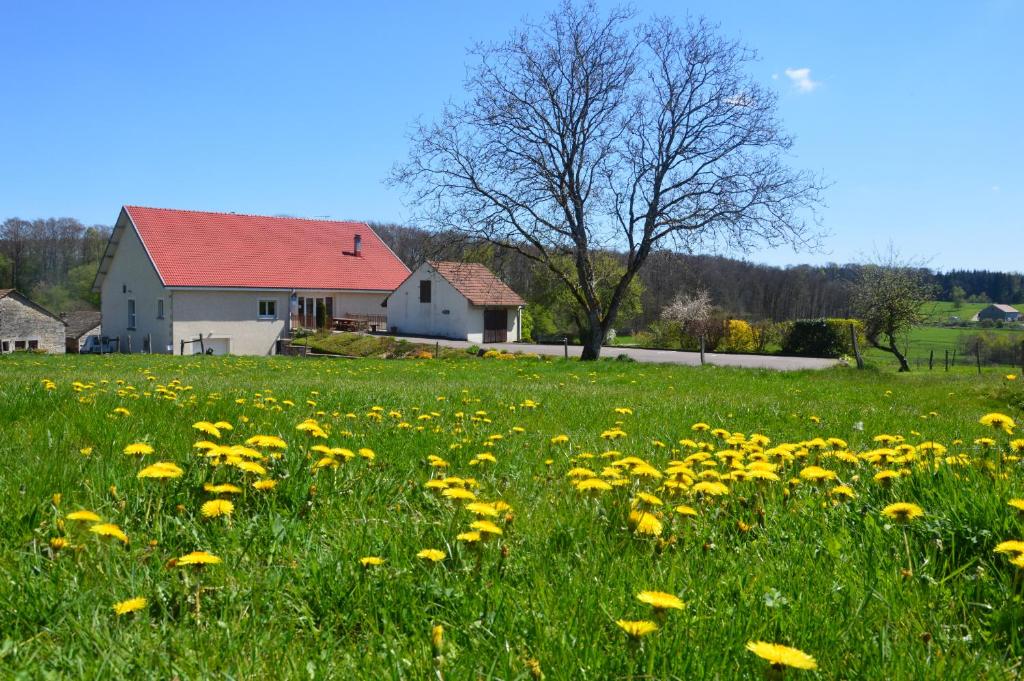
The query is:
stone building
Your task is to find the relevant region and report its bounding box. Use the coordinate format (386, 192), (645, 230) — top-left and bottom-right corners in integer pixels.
(0, 289), (66, 353)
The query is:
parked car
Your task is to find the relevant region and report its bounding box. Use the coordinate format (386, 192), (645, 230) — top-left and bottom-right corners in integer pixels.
(81, 335), (120, 354)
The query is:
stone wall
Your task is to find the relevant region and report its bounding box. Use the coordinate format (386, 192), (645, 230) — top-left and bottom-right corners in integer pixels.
(0, 295), (66, 354)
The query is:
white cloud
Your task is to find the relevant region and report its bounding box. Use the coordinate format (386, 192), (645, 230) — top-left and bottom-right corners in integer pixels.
(784, 67), (819, 93)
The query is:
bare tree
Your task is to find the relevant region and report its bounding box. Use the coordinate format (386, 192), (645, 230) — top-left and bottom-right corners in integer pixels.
(391, 2), (822, 359)
(851, 252), (935, 372)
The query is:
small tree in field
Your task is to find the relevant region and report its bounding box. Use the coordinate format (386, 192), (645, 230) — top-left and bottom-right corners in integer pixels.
(662, 289), (714, 349)
(391, 2), (822, 359)
(851, 257), (934, 372)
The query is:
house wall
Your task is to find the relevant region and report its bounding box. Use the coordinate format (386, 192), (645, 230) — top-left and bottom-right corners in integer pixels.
(465, 306), (521, 344)
(100, 220), (171, 353)
(171, 290), (291, 355)
(387, 264), (471, 339)
(0, 296), (65, 353)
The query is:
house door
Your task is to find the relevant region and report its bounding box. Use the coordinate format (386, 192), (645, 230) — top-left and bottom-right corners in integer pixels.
(483, 309), (508, 343)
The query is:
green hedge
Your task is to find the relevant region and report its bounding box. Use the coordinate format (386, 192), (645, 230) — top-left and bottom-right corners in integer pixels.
(780, 318), (864, 358)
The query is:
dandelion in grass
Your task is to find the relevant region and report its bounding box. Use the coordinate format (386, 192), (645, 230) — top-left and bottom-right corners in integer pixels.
(636, 590), (684, 612)
(629, 510), (663, 537)
(746, 641), (817, 671)
(137, 462), (184, 479)
(111, 407), (131, 417)
(881, 502), (924, 523)
(123, 442), (154, 456)
(675, 504), (699, 518)
(457, 531), (482, 544)
(616, 619), (658, 639)
(252, 479), (277, 491)
(464, 502), (500, 517)
(246, 435), (287, 449)
(201, 499), (234, 518)
(550, 434), (569, 445)
(192, 421), (222, 439)
(113, 597), (148, 616)
(359, 556), (384, 567)
(691, 481), (729, 497)
(980, 412), (1017, 434)
(175, 551), (221, 566)
(1008, 499), (1024, 514)
(417, 549), (446, 563)
(830, 485), (856, 501)
(443, 487), (476, 502)
(66, 510), (101, 522)
(994, 540), (1024, 556)
(49, 537), (70, 551)
(576, 478), (613, 494)
(1010, 440), (1024, 454)
(90, 523), (128, 544)
(203, 483), (242, 495)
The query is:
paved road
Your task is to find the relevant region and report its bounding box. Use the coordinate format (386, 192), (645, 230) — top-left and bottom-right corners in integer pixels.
(393, 335), (841, 371)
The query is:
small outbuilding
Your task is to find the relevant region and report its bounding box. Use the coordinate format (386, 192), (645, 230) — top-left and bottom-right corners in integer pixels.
(386, 261), (525, 343)
(0, 289), (66, 353)
(977, 304), (1021, 322)
(62, 310), (102, 353)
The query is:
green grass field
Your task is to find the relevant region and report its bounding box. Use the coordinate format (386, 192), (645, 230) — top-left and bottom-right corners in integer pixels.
(2, 354), (1023, 679)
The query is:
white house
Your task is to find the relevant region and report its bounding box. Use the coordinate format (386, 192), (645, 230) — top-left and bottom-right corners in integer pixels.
(386, 261), (524, 343)
(93, 206), (410, 355)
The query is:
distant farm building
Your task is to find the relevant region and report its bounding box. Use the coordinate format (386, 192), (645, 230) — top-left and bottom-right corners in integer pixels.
(62, 310), (102, 353)
(0, 289), (66, 353)
(977, 304), (1021, 322)
(386, 261), (525, 343)
(94, 206), (410, 355)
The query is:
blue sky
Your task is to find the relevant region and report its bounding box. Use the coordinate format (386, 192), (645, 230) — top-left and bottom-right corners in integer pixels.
(1, 1), (1020, 271)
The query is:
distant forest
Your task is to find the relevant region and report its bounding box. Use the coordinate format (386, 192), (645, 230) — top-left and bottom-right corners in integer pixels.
(2, 216), (1022, 330)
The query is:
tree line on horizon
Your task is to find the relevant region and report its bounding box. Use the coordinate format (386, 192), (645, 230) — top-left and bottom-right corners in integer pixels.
(1, 214), (1020, 328)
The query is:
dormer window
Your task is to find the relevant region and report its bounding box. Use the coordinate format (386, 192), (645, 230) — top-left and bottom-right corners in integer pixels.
(354, 234), (362, 256)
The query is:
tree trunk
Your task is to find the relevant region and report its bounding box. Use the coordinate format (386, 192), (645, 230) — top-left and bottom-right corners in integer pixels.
(888, 335), (911, 372)
(580, 315), (606, 360)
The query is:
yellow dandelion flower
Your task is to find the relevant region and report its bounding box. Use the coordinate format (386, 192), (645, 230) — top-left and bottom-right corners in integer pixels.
(203, 483), (242, 495)
(576, 478), (613, 493)
(994, 540), (1024, 555)
(691, 481), (729, 497)
(464, 502), (500, 517)
(674, 504), (699, 517)
(470, 519), (504, 536)
(123, 443), (154, 456)
(616, 619), (658, 638)
(245, 435), (287, 449)
(550, 434), (570, 445)
(89, 523), (128, 544)
(746, 641), (817, 670)
(113, 597), (148, 616)
(457, 531), (482, 543)
(175, 550), (221, 566)
(881, 502), (924, 522)
(359, 556), (384, 567)
(192, 421), (222, 438)
(417, 548), (446, 563)
(629, 510), (663, 537)
(442, 487), (477, 501)
(66, 510), (102, 522)
(201, 499), (234, 518)
(137, 462), (184, 479)
(252, 479), (277, 491)
(636, 590), (684, 611)
(1008, 499), (1024, 513)
(50, 537), (70, 551)
(980, 412), (1016, 434)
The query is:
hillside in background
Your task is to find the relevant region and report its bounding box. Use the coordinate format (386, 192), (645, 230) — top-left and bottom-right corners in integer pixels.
(3, 215), (1022, 329)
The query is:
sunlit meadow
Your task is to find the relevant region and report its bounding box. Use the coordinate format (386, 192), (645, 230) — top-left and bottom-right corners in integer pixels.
(1, 354), (1023, 679)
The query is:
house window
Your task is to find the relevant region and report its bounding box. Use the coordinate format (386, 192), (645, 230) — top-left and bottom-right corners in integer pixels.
(28, 340), (38, 350)
(14, 340), (25, 350)
(419, 280), (431, 303)
(1, 341), (8, 353)
(258, 300), (277, 319)
(127, 299), (136, 329)
(157, 299), (165, 319)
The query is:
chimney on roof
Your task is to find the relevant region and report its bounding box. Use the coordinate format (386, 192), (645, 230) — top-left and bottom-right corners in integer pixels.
(354, 233), (362, 256)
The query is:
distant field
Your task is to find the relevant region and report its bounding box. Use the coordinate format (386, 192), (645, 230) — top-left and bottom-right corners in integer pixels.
(2, 354), (1024, 678)
(920, 301), (1024, 324)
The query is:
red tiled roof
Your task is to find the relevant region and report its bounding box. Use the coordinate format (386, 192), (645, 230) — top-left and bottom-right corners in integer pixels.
(123, 206), (410, 290)
(429, 261), (525, 306)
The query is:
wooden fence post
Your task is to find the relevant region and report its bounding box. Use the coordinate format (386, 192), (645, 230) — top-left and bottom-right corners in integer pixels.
(929, 349), (934, 370)
(945, 349), (949, 372)
(563, 336), (568, 359)
(435, 341), (439, 359)
(976, 341), (982, 375)
(849, 324), (864, 369)
(126, 336), (132, 354)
